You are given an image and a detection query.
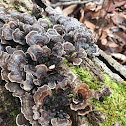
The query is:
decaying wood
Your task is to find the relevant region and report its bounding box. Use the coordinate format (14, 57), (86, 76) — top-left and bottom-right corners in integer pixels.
(92, 49), (126, 82)
(51, 0), (93, 8)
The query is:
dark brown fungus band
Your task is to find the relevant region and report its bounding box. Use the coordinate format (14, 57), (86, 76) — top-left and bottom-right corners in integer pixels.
(70, 83), (93, 115)
(77, 48), (87, 59)
(78, 106), (92, 116)
(66, 72), (76, 83)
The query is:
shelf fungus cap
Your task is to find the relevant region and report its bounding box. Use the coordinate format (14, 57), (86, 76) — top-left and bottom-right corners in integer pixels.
(0, 51), (10, 68)
(33, 85), (52, 105)
(23, 24), (33, 34)
(12, 28), (25, 45)
(47, 28), (64, 43)
(51, 118), (72, 126)
(70, 83), (93, 111)
(63, 42), (75, 54)
(11, 12), (21, 20)
(33, 85), (52, 121)
(53, 24), (65, 35)
(35, 64), (48, 79)
(27, 45), (43, 61)
(101, 85), (112, 97)
(2, 24), (13, 40)
(20, 73), (34, 91)
(48, 81), (56, 89)
(20, 93), (38, 125)
(72, 57), (83, 66)
(32, 23), (45, 34)
(5, 82), (25, 97)
(64, 18), (80, 33)
(21, 13), (36, 25)
(67, 72), (76, 83)
(1, 68), (9, 82)
(16, 113), (28, 126)
(7, 50), (26, 83)
(0, 13), (9, 23)
(78, 106), (92, 116)
(38, 18), (49, 31)
(38, 109), (52, 125)
(0, 7), (7, 14)
(77, 48), (87, 59)
(52, 43), (64, 56)
(0, 44), (4, 54)
(34, 64), (49, 86)
(26, 31), (49, 46)
(94, 85), (112, 100)
(94, 90), (101, 100)
(8, 20), (18, 30)
(6, 46), (17, 54)
(57, 72), (76, 90)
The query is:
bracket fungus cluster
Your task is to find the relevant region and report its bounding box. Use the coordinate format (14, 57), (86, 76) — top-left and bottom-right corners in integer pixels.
(0, 6), (111, 126)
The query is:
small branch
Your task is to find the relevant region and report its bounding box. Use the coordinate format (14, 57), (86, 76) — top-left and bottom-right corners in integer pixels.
(51, 0), (93, 8)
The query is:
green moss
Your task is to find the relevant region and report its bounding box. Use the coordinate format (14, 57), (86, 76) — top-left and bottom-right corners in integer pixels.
(71, 65), (102, 90)
(9, 109), (20, 126)
(71, 65), (126, 126)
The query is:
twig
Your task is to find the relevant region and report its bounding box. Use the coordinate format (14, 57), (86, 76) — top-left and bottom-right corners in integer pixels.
(51, 0), (93, 8)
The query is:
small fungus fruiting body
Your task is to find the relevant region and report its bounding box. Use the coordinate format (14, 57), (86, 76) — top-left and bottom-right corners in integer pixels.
(0, 6), (111, 126)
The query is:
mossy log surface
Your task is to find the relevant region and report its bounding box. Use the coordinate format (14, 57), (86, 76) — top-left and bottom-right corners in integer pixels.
(0, 0), (126, 126)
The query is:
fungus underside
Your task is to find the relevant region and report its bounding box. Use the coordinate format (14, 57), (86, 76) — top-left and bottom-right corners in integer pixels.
(71, 65), (126, 126)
